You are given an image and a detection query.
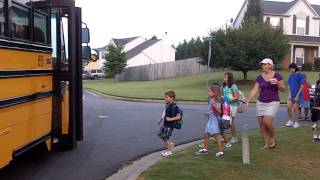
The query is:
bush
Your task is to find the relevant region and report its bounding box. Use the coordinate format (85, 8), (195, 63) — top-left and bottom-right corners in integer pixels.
(314, 58), (320, 71)
(301, 62), (313, 71)
(274, 64), (283, 71)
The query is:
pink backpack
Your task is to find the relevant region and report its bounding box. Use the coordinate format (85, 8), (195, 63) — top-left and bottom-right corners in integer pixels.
(222, 102), (232, 121)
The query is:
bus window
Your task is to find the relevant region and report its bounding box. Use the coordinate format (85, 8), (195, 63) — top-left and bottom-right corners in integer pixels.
(61, 17), (68, 71)
(0, 0), (4, 35)
(51, 12), (57, 59)
(34, 12), (47, 43)
(11, 2), (30, 40)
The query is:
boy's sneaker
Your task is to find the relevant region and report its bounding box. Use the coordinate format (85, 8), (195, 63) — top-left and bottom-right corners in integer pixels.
(286, 120), (294, 127)
(161, 151), (173, 157)
(293, 122), (300, 128)
(196, 148), (208, 155)
(171, 142), (175, 148)
(224, 142), (232, 148)
(312, 123), (317, 130)
(215, 152), (224, 157)
(230, 137), (238, 144)
(313, 135), (318, 142)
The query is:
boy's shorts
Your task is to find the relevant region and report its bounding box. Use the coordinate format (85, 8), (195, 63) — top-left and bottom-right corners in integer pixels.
(300, 100), (310, 109)
(158, 126), (173, 140)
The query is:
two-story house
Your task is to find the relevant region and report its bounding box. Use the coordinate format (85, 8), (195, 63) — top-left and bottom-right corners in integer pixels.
(234, 0), (320, 68)
(89, 34), (175, 70)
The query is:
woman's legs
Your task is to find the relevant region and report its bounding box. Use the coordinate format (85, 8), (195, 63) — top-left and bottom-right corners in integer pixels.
(263, 116), (276, 146)
(258, 116), (269, 147)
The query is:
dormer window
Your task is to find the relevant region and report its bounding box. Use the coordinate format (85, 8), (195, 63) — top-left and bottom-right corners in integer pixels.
(297, 19), (306, 35)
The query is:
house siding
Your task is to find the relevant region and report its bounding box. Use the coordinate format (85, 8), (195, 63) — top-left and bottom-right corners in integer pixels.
(127, 39), (175, 67)
(238, 0), (320, 69)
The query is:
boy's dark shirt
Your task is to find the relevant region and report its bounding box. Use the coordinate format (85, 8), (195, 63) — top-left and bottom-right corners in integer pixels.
(313, 93), (320, 121)
(317, 80), (320, 87)
(164, 103), (179, 128)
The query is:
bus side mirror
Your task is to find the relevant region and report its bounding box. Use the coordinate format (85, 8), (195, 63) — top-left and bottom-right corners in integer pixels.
(82, 28), (90, 43)
(82, 46), (91, 60)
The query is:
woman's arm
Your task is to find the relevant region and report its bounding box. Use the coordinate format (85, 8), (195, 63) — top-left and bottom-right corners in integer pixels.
(247, 82), (260, 104)
(277, 80), (286, 92)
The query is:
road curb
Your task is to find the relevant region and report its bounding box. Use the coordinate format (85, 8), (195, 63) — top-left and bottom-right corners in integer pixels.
(106, 140), (202, 180)
(84, 89), (288, 106)
(85, 89), (207, 105)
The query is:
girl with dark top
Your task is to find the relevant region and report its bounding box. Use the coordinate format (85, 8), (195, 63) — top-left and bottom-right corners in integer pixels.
(246, 58), (286, 149)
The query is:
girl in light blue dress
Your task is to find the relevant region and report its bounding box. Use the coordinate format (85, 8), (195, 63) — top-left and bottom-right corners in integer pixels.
(196, 85), (224, 157)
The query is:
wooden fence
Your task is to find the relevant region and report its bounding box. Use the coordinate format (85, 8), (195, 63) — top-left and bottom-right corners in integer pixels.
(115, 58), (209, 81)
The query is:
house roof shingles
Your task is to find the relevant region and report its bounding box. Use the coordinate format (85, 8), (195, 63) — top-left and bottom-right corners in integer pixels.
(125, 39), (161, 60)
(93, 36), (140, 52)
(261, 0), (320, 15)
(261, 0), (298, 14)
(112, 37), (139, 47)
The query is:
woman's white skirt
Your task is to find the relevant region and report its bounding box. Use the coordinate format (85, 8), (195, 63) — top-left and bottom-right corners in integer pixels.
(256, 101), (280, 118)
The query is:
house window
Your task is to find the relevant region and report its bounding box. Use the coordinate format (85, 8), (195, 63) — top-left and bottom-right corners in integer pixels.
(295, 48), (304, 66)
(270, 17), (280, 28)
(297, 19), (306, 35)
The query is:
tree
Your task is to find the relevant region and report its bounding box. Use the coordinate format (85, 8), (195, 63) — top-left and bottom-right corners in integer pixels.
(201, 23), (290, 80)
(175, 37), (205, 60)
(243, 0), (263, 24)
(103, 44), (127, 78)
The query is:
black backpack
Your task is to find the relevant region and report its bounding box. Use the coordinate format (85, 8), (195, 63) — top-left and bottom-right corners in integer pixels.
(169, 104), (184, 129)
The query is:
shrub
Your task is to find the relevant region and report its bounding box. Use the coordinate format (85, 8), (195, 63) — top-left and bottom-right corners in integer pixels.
(301, 62), (313, 71)
(314, 58), (320, 71)
(274, 64), (283, 71)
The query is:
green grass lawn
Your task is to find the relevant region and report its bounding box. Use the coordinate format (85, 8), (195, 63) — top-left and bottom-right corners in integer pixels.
(139, 125), (320, 180)
(83, 71), (318, 103)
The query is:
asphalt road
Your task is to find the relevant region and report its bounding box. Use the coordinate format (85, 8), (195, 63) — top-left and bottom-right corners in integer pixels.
(0, 91), (290, 180)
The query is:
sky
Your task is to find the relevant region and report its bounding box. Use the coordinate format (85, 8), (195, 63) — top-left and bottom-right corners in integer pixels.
(75, 0), (320, 48)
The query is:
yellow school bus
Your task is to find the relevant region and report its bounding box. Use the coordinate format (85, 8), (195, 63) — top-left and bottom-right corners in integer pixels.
(0, 0), (88, 169)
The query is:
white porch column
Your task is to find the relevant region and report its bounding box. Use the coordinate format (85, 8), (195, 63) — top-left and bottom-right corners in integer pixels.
(291, 44), (294, 63)
(318, 46), (320, 58)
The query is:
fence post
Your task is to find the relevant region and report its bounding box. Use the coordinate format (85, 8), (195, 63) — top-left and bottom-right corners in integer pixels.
(242, 124), (250, 165)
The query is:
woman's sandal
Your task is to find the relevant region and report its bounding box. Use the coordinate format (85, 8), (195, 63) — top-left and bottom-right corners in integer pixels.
(269, 140), (277, 149)
(259, 145), (269, 150)
(269, 143), (277, 149)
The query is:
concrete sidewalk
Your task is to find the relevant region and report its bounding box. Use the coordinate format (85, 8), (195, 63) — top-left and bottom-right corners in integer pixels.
(107, 140), (202, 180)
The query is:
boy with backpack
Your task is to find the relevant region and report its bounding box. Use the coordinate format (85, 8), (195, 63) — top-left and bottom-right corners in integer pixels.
(158, 90), (183, 157)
